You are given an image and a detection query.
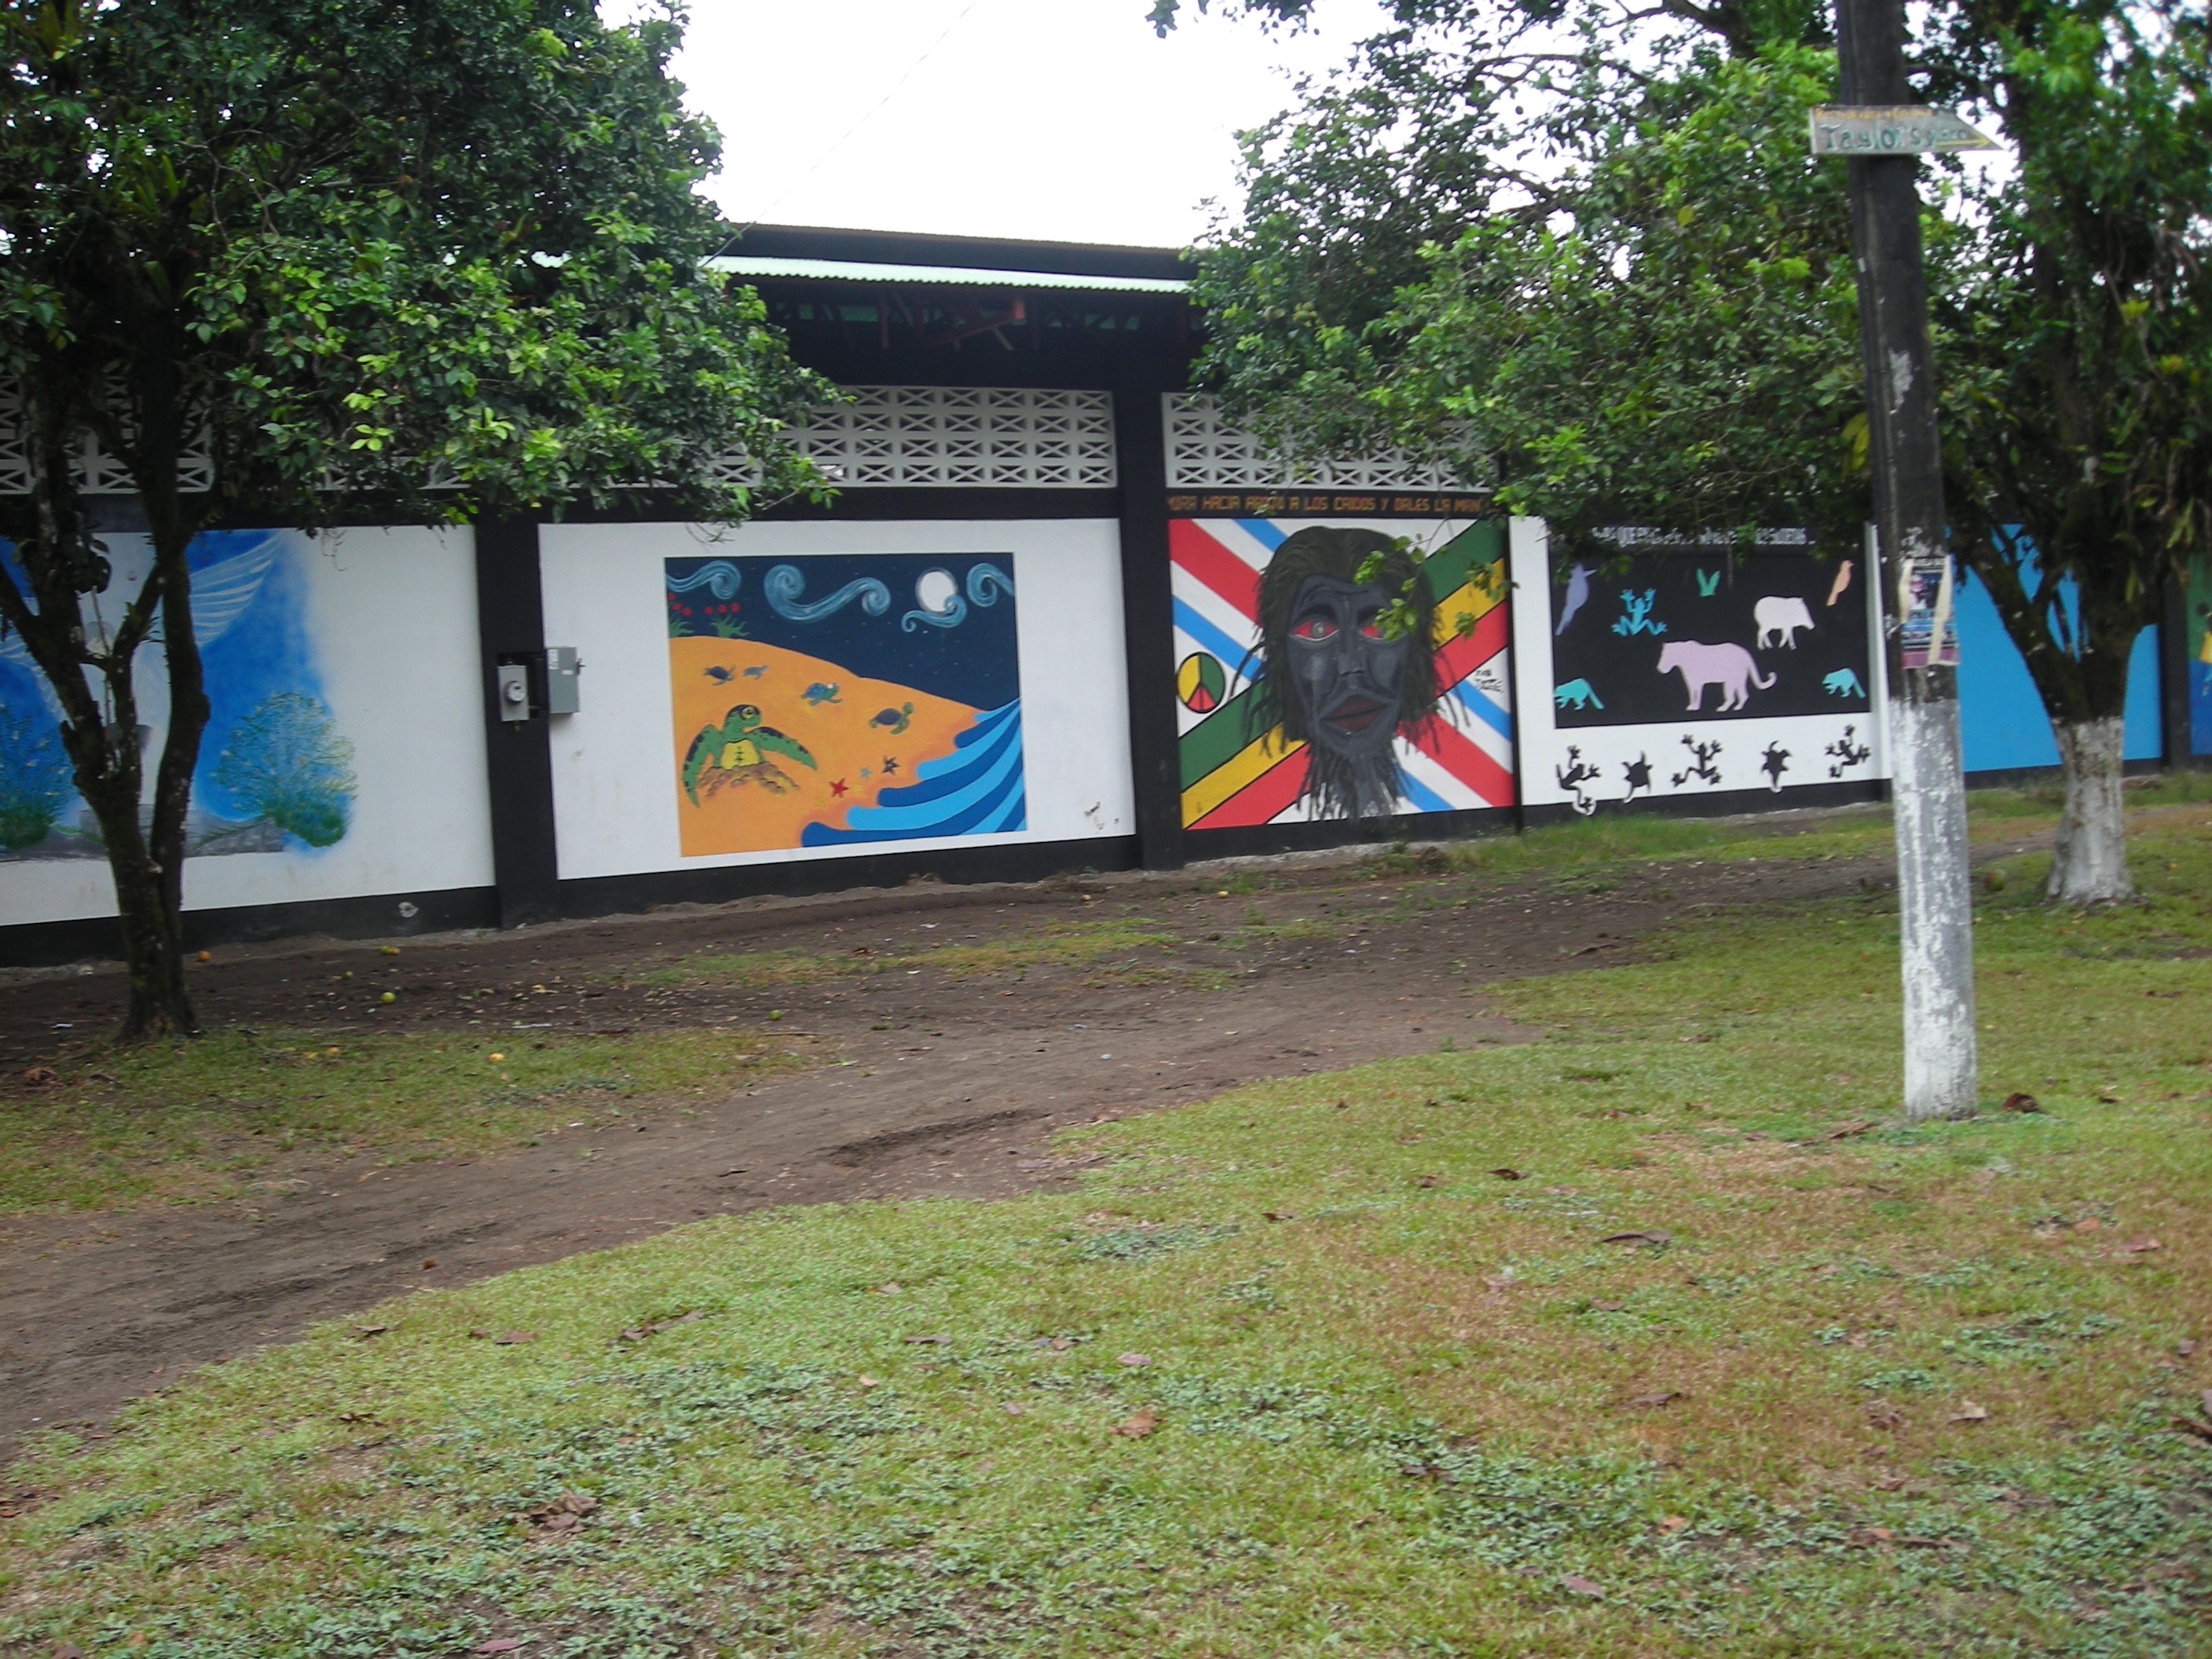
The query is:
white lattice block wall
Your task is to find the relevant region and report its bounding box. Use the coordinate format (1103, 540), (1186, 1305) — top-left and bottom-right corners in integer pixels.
(1163, 393), (1467, 492)
(0, 383), (213, 495)
(768, 386), (1117, 489)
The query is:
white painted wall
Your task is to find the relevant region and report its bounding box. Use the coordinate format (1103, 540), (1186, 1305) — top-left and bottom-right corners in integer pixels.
(0, 526), (493, 926)
(538, 519), (1135, 881)
(1508, 517), (1889, 813)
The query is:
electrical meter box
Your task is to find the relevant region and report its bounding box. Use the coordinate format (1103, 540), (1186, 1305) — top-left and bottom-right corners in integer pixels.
(544, 646), (582, 716)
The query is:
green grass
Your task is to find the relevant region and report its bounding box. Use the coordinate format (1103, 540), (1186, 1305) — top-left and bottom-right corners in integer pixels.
(0, 1027), (802, 1213)
(4, 819), (2210, 1655)
(632, 916), (1192, 991)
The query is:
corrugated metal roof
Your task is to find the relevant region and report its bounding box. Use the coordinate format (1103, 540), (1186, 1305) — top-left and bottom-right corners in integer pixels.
(706, 255), (1188, 294)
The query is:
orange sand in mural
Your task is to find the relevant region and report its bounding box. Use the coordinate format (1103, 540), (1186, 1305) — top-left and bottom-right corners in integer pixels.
(668, 635), (980, 856)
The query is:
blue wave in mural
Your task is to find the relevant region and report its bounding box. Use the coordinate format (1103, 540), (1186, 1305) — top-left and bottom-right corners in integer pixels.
(764, 564), (890, 622)
(968, 562), (1014, 606)
(667, 560), (742, 600)
(800, 701), (1025, 845)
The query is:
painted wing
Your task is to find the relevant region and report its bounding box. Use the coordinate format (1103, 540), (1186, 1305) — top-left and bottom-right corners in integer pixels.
(187, 533), (282, 645)
(751, 726), (817, 770)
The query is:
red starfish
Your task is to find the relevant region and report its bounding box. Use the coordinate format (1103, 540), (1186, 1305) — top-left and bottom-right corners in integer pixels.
(829, 778), (848, 797)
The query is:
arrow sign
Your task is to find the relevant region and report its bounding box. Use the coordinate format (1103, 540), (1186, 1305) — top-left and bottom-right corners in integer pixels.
(1808, 106), (1998, 156)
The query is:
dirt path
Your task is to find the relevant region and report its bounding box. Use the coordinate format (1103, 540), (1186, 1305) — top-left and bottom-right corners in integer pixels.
(0, 838), (1894, 1453)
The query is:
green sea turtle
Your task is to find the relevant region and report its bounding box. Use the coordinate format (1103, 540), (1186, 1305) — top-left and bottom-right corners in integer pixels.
(870, 701), (914, 735)
(801, 682), (841, 706)
(682, 704), (817, 804)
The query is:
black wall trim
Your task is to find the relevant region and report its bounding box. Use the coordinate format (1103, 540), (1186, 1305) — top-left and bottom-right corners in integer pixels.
(475, 518), (561, 928)
(0, 885), (499, 969)
(1185, 805), (1519, 862)
(1113, 368), (1187, 873)
(2163, 578), (2196, 766)
(555, 837), (1139, 920)
(730, 223), (1191, 283)
(1520, 778), (1885, 829)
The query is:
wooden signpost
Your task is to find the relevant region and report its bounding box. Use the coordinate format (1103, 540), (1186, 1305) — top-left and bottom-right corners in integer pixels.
(1807, 105), (1997, 156)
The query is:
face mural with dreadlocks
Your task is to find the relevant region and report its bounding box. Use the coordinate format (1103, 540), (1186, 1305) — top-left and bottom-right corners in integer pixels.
(1246, 526), (1441, 821)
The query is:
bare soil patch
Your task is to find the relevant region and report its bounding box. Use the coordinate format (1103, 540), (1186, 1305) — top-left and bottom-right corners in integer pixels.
(0, 837), (1893, 1453)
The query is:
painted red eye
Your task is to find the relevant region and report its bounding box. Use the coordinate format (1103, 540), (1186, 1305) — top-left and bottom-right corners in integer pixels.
(1291, 617), (1337, 641)
(1357, 619), (1384, 639)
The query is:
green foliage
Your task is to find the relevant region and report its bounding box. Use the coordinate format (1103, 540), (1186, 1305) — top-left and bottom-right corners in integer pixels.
(1187, 0), (2212, 732)
(0, 0), (834, 1032)
(211, 691), (355, 848)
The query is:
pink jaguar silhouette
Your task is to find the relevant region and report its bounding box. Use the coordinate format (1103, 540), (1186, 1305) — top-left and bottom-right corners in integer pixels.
(1657, 640), (1775, 711)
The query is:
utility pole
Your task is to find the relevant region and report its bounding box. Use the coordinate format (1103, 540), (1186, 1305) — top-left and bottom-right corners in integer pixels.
(1832, 0), (1979, 1119)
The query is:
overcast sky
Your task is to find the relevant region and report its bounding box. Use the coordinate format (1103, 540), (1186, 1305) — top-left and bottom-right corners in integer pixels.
(659, 0), (1391, 251)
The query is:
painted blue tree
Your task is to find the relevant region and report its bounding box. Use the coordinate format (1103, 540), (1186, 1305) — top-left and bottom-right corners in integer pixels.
(211, 693), (356, 848)
(0, 701), (74, 851)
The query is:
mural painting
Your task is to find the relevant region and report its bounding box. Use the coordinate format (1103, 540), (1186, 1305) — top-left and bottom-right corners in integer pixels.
(1170, 518), (1515, 830)
(1538, 541), (1876, 813)
(1551, 548), (1870, 728)
(666, 553), (1024, 855)
(0, 530), (355, 862)
(2189, 559), (2212, 757)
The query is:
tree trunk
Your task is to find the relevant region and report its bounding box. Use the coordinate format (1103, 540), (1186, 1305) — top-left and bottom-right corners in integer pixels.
(2047, 715), (2133, 904)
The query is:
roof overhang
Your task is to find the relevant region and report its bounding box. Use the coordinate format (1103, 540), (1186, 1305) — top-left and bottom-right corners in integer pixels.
(706, 255), (1189, 295)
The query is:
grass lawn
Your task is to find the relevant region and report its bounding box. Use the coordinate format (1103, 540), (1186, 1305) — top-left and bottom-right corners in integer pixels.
(3, 800), (2210, 1655)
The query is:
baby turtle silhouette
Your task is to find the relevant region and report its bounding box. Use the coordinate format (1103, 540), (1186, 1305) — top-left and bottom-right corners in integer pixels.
(870, 701), (914, 735)
(801, 682), (841, 706)
(703, 665), (735, 683)
(742, 665), (767, 679)
(682, 704), (816, 804)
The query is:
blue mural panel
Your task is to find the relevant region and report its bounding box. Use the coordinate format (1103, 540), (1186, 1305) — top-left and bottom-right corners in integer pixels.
(1954, 559), (2161, 773)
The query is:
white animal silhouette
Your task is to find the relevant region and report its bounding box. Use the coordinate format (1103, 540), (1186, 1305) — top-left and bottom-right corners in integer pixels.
(1753, 594), (1815, 649)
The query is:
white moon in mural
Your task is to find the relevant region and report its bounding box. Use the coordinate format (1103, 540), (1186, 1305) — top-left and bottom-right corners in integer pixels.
(915, 569), (958, 614)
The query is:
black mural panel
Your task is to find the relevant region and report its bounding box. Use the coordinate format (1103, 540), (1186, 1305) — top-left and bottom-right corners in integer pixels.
(1549, 550), (1871, 727)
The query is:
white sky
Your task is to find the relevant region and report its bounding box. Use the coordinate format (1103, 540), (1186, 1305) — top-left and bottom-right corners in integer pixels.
(661, 0), (1393, 250)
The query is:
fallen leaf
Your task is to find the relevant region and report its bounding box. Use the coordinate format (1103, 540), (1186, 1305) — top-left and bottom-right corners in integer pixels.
(1658, 1515), (1689, 1533)
(1866, 1404), (1905, 1430)
(1049, 1335), (1075, 1351)
(1601, 1229), (1672, 1249)
(1262, 1210), (1296, 1222)
(1560, 1574), (1604, 1599)
(1415, 1174), (1442, 1188)
(492, 1331), (535, 1346)
(1113, 1408), (1159, 1438)
(1117, 1351), (1152, 1368)
(857, 1375), (880, 1389)
(17, 1066), (57, 1088)
(1002, 1401), (1024, 1415)
(420, 1259), (437, 1270)
(1400, 1462), (1446, 1479)
(474, 1640), (526, 1654)
(2179, 1339), (2198, 1358)
(2097, 1089), (2121, 1103)
(1950, 1400), (1990, 1423)
(1626, 1390), (1681, 1409)
(1865, 1525), (1897, 1544)
(2200, 1388), (2212, 1419)
(904, 1334), (950, 1346)
(1481, 1273), (1516, 1293)
(355, 1324), (391, 1339)
(1590, 1301), (1626, 1313)
(2000, 1091), (2042, 1113)
(2174, 1417), (2212, 1442)
(877, 1282), (903, 1295)
(1488, 1167), (1524, 1181)
(2115, 1236), (2162, 1254)
(1822, 1119), (1875, 1140)
(2071, 1216), (2104, 1233)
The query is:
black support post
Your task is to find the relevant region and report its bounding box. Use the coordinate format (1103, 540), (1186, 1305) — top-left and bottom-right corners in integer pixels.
(2161, 577), (2195, 769)
(474, 516), (561, 928)
(1112, 359), (1188, 871)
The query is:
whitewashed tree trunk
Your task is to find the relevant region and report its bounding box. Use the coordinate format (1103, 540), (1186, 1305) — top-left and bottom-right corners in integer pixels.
(1892, 688), (1978, 1120)
(2047, 716), (2133, 904)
